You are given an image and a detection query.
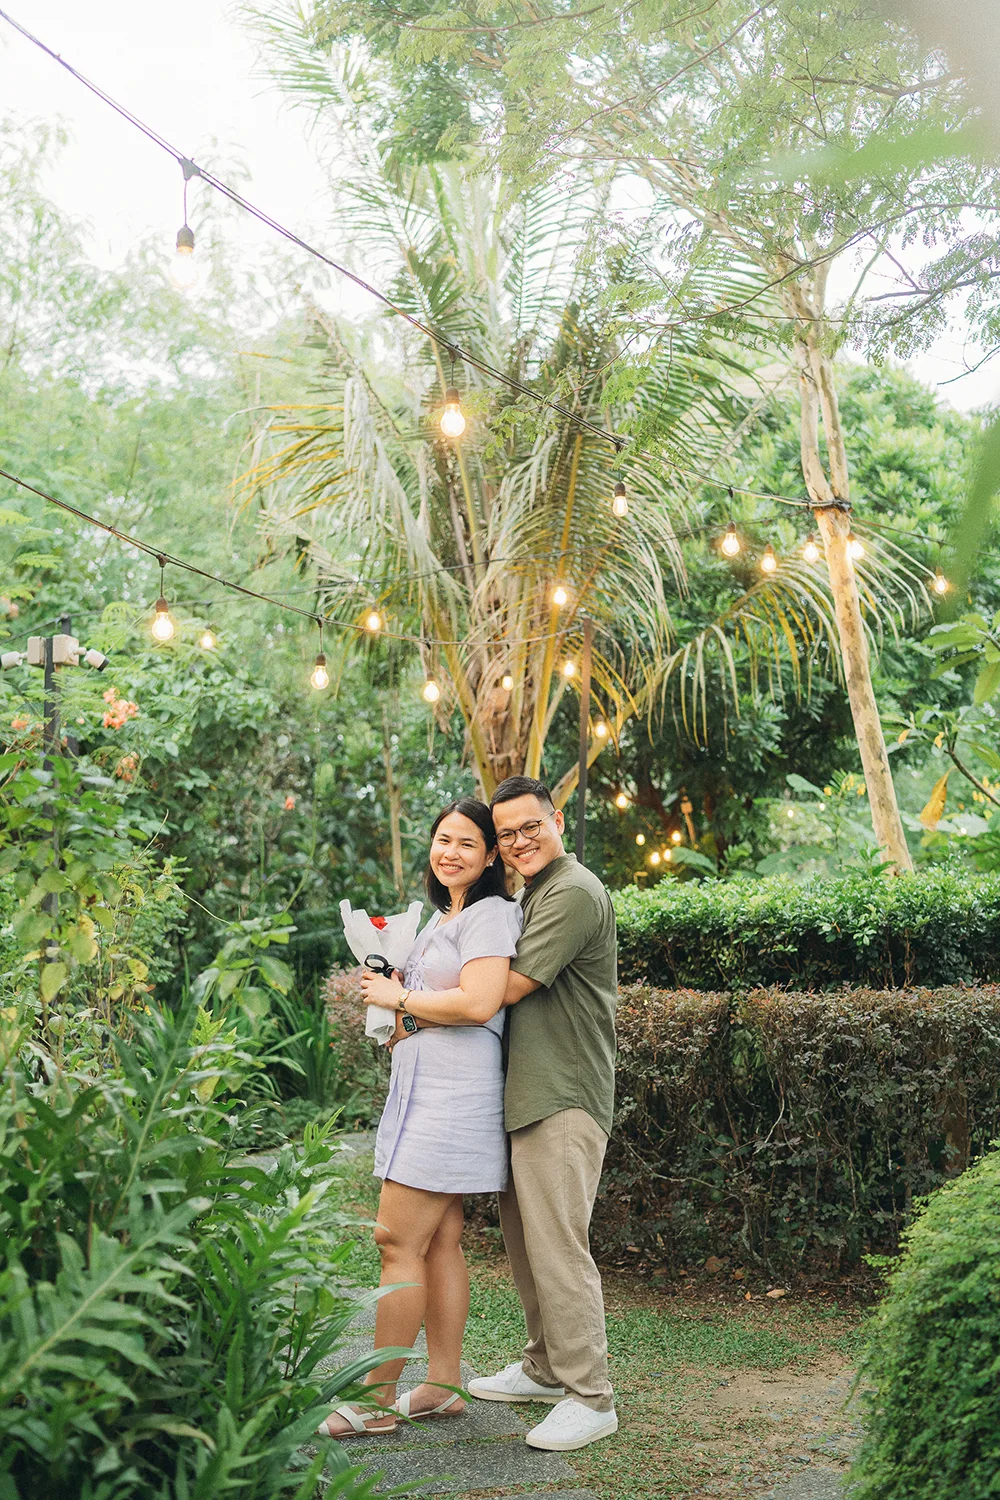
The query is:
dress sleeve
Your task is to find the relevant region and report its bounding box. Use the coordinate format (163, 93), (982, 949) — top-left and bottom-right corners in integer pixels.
(456, 897), (522, 966)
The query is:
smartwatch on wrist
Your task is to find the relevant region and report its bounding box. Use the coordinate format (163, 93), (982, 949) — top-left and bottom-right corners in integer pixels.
(401, 1014), (418, 1034)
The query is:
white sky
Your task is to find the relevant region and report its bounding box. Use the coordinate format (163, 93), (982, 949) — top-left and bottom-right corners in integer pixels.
(2, 0), (998, 413)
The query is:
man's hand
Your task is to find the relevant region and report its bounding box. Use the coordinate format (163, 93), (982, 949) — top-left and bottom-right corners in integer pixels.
(386, 1011), (438, 1051)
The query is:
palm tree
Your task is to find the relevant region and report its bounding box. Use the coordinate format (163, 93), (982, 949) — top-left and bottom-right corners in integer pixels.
(241, 26), (929, 807)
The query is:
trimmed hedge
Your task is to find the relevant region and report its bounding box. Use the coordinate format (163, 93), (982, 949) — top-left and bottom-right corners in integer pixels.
(596, 983), (1000, 1273)
(614, 871), (1000, 990)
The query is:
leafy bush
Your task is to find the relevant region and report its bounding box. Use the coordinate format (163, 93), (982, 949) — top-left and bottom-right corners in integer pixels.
(321, 970), (389, 1128)
(0, 998), (407, 1499)
(850, 1146), (1000, 1500)
(597, 983), (1000, 1272)
(614, 870), (1000, 990)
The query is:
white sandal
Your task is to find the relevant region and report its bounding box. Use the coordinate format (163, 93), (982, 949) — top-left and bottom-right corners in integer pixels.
(394, 1389), (463, 1421)
(315, 1402), (397, 1438)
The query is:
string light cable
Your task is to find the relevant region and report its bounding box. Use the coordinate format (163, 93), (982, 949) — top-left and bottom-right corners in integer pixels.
(0, 5), (871, 518)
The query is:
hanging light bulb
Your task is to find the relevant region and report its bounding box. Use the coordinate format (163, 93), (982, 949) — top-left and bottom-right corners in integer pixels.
(847, 532), (865, 561)
(760, 542), (778, 574)
(649, 850), (661, 866)
(614, 791), (629, 810)
(562, 660), (576, 678)
(150, 555), (174, 641)
(932, 568), (949, 596)
(422, 678), (441, 703)
(612, 481), (629, 519)
(440, 387), (466, 439)
(551, 583), (569, 608)
(721, 521), (741, 557)
(635, 833), (646, 846)
(152, 599), (175, 642)
(594, 720), (608, 739)
(364, 610), (383, 634)
(664, 848), (673, 862)
(310, 654), (329, 690)
(199, 627), (217, 651)
(170, 223), (198, 292)
(803, 535), (821, 564)
(671, 829), (683, 844)
(501, 673), (514, 691)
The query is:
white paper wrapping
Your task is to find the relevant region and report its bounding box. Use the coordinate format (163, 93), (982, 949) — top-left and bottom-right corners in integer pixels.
(339, 898), (423, 1045)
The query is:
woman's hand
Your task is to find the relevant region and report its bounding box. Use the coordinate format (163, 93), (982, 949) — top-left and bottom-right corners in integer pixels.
(361, 969), (405, 1010)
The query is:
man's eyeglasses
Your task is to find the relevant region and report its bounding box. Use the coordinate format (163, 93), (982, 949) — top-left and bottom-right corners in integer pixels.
(495, 813), (555, 847)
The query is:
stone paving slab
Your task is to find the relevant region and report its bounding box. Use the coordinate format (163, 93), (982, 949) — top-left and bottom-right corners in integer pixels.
(355, 1435), (576, 1494)
(766, 1471), (846, 1500)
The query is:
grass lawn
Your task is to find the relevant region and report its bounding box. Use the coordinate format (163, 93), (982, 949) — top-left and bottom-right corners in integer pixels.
(328, 1144), (866, 1499)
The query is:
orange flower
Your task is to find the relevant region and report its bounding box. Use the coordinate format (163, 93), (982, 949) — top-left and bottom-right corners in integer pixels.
(11, 715), (29, 731)
(284, 794), (296, 810)
(115, 752), (139, 782)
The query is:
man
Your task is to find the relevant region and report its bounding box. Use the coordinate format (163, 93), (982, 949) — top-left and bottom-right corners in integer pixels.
(467, 774), (618, 1453)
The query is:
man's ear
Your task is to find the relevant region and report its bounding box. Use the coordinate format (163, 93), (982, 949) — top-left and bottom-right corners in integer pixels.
(553, 807), (565, 834)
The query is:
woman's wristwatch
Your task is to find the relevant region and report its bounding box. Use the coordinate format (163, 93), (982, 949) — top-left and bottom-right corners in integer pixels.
(398, 988), (412, 1012)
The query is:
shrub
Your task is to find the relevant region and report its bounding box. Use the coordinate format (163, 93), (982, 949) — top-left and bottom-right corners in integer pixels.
(0, 998), (407, 1499)
(597, 983), (1000, 1272)
(849, 1146), (1000, 1500)
(322, 969), (389, 1127)
(614, 870), (1000, 990)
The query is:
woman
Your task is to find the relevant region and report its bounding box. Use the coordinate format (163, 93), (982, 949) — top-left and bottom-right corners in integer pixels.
(317, 797), (521, 1438)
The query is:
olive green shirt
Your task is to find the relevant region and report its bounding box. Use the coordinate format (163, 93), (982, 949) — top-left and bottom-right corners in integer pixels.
(505, 854), (617, 1136)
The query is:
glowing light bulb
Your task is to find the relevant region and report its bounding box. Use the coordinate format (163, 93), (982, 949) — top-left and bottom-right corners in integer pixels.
(787, 807), (795, 818)
(671, 829), (683, 844)
(635, 833), (646, 846)
(760, 543), (778, 574)
(501, 673), (514, 691)
(932, 568), (949, 595)
(847, 532), (865, 561)
(721, 522), (741, 557)
(649, 850), (661, 866)
(612, 481), (628, 519)
(440, 387), (466, 438)
(594, 721), (608, 739)
(615, 791), (629, 810)
(552, 584), (569, 608)
(199, 628), (217, 651)
(365, 610), (382, 634)
(170, 224), (197, 292)
(562, 660), (576, 678)
(803, 535), (821, 564)
(151, 598), (175, 642)
(422, 678), (441, 703)
(310, 654), (329, 691)
(664, 848), (673, 862)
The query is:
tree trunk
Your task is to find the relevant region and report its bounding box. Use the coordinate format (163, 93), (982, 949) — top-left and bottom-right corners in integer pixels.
(792, 322), (914, 872)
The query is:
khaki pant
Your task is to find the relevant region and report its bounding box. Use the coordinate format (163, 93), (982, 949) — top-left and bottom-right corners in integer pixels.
(498, 1107), (614, 1412)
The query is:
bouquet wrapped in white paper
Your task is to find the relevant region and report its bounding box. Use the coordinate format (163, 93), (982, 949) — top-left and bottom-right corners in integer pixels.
(339, 898), (423, 1045)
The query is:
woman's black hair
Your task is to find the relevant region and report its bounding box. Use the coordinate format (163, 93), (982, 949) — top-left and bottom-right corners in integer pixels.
(425, 798), (513, 914)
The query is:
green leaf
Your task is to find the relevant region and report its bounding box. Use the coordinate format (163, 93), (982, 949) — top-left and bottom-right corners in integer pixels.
(40, 962), (68, 1002)
(974, 661), (1000, 705)
(258, 954), (294, 995)
(669, 847), (717, 874)
(786, 773), (824, 797)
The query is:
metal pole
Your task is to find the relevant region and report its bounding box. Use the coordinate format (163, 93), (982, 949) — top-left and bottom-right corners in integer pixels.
(59, 615), (78, 756)
(42, 636), (60, 922)
(575, 618), (594, 865)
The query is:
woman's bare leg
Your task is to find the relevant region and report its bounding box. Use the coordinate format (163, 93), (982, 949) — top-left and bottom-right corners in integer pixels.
(409, 1195), (468, 1412)
(318, 1180), (457, 1437)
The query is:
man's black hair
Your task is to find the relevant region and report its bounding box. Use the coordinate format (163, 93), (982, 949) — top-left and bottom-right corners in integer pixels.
(490, 776), (555, 811)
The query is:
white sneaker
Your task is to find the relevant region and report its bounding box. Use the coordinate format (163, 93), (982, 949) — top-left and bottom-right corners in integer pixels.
(525, 1397), (618, 1451)
(467, 1361), (566, 1404)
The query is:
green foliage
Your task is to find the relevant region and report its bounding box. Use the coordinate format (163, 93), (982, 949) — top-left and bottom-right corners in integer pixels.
(614, 870), (1000, 990)
(0, 750), (186, 1024)
(850, 1146), (1000, 1499)
(601, 982), (1000, 1272)
(0, 997), (408, 1499)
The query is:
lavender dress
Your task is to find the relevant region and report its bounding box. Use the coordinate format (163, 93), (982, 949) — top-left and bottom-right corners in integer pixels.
(373, 896), (523, 1194)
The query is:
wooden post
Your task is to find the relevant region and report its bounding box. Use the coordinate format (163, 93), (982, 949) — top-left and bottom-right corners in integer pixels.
(575, 618), (594, 865)
(814, 505), (913, 872)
